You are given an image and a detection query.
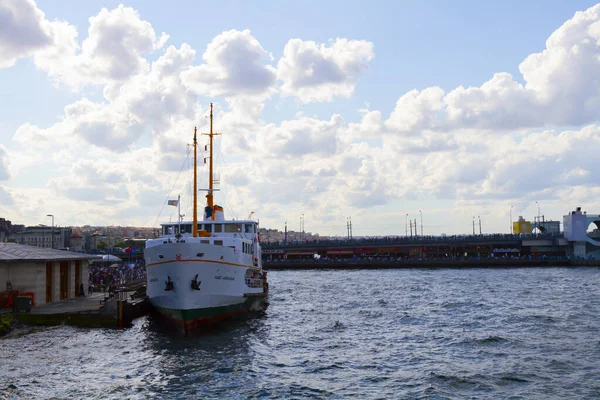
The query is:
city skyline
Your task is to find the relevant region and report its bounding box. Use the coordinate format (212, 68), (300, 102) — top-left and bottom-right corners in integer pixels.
(1, 0), (600, 236)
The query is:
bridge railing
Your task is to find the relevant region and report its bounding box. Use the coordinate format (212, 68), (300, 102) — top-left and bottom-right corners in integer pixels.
(262, 232), (564, 248)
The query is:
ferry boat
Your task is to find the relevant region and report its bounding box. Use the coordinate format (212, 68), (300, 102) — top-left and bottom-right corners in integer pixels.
(144, 104), (268, 334)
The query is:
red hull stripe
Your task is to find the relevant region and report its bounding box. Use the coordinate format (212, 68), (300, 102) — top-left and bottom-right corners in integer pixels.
(146, 258), (258, 269)
(154, 302), (254, 334)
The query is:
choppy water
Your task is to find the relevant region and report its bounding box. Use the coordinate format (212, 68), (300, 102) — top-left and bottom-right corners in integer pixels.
(2, 267), (600, 399)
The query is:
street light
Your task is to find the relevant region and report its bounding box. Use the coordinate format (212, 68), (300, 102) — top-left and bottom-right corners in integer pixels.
(47, 214), (54, 249)
(419, 210), (423, 236)
(510, 205), (513, 234)
(535, 201), (541, 235)
(405, 214), (408, 236)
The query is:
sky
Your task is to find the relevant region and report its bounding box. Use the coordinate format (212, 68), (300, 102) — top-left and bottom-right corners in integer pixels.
(2, 0), (600, 237)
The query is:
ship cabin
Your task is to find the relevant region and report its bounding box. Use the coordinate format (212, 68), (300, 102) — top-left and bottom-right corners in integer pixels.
(157, 220), (261, 267)
(161, 220), (258, 237)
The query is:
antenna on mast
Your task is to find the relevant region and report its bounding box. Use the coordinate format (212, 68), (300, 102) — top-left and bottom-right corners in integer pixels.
(202, 103), (221, 220)
(192, 127), (198, 237)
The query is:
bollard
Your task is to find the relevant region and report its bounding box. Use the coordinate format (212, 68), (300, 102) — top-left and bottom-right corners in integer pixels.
(117, 300), (125, 328)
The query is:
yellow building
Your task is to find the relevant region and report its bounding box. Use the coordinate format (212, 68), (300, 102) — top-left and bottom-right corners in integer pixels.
(513, 216), (532, 234)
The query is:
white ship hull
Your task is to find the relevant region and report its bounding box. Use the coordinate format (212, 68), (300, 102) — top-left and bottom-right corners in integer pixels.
(144, 240), (266, 333)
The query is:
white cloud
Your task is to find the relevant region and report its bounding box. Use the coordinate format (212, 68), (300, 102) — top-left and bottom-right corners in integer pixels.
(477, 125), (600, 196)
(255, 115), (346, 159)
(180, 29), (276, 97)
(6, 1), (600, 235)
(0, 186), (13, 206)
(386, 87), (445, 133)
(0, 0), (52, 67)
(346, 109), (383, 139)
(0, 145), (10, 180)
(13, 98), (143, 151)
(14, 42), (203, 153)
(34, 5), (168, 88)
(384, 4), (600, 133)
(277, 38), (374, 102)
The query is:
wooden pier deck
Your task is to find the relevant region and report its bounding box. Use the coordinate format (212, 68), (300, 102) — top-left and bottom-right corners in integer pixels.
(14, 281), (149, 328)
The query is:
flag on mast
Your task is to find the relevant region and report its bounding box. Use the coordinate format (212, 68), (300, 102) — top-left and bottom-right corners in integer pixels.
(168, 199), (179, 207)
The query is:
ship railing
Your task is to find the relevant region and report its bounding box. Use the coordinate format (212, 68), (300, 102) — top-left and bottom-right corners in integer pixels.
(245, 278), (263, 288)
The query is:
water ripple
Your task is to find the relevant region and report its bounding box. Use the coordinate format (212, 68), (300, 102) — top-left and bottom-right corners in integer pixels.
(1, 267), (600, 399)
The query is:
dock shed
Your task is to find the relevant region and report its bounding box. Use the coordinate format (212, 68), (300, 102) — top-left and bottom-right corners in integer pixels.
(0, 243), (96, 306)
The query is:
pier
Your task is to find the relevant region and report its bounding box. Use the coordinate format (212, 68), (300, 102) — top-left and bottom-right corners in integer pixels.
(11, 279), (149, 329)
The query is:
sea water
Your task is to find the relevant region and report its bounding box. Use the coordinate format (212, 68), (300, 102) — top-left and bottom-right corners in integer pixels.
(1, 267), (600, 399)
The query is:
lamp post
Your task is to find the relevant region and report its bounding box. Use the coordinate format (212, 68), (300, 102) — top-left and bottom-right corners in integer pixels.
(348, 216), (352, 240)
(510, 205), (513, 234)
(535, 201), (541, 235)
(47, 214), (54, 249)
(472, 216), (475, 235)
(405, 214), (408, 237)
(419, 210), (423, 236)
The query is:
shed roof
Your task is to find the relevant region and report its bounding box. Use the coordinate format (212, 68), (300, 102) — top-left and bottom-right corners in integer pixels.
(0, 243), (97, 263)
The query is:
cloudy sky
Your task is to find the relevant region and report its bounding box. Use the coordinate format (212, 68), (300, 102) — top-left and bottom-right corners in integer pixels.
(2, 0), (600, 236)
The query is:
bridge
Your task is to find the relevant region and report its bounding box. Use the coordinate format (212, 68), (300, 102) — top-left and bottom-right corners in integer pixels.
(261, 233), (566, 260)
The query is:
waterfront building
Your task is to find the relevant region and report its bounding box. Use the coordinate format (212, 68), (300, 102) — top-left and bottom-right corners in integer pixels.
(83, 233), (109, 251)
(69, 232), (84, 251)
(0, 218), (23, 242)
(513, 217), (532, 234)
(0, 243), (93, 306)
(536, 220), (561, 234)
(563, 207), (600, 259)
(10, 226), (72, 249)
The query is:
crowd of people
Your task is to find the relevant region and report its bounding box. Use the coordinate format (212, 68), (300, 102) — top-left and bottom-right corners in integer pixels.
(87, 260), (146, 294)
(265, 232), (563, 247)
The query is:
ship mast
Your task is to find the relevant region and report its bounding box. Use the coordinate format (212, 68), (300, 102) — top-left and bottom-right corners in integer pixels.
(203, 103), (220, 220)
(192, 127), (198, 237)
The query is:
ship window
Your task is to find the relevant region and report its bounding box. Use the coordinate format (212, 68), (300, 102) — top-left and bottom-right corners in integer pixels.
(244, 224), (253, 233)
(201, 240), (209, 244)
(214, 240), (223, 246)
(214, 224), (223, 233)
(181, 224), (192, 234)
(203, 224), (212, 233)
(225, 223), (242, 233)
